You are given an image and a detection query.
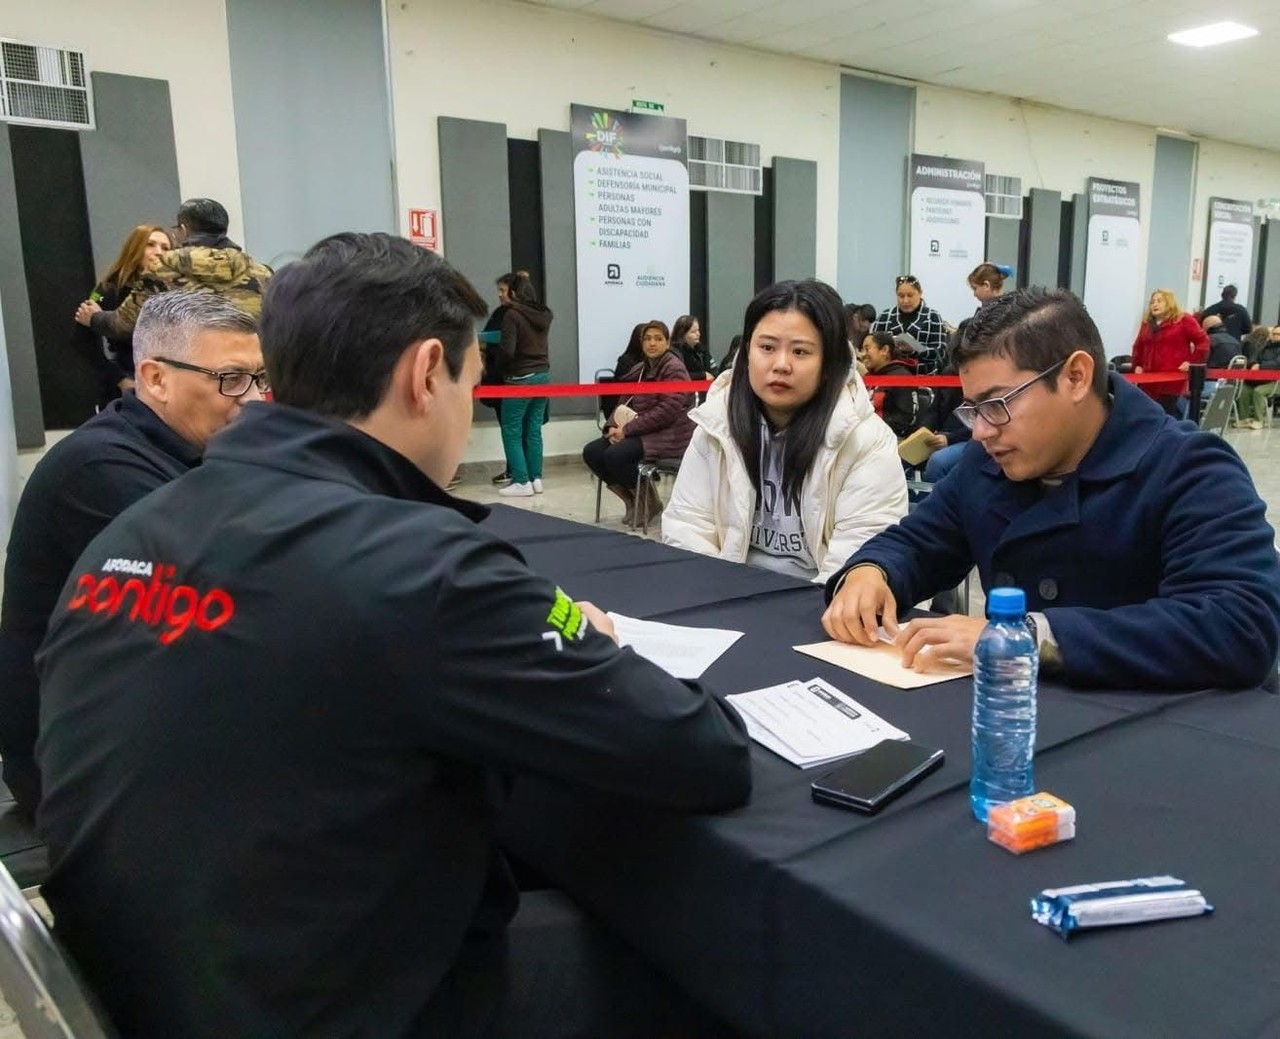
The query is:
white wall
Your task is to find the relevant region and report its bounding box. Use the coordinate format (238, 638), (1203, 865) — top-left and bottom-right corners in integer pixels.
(0, 0), (246, 244)
(915, 85), (1159, 290)
(1190, 140), (1280, 310)
(385, 0), (842, 281)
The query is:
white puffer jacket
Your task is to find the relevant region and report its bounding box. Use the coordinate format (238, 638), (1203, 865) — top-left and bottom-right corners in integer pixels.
(662, 369), (908, 582)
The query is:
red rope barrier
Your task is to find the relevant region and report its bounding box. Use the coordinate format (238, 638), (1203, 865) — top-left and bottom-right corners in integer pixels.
(472, 371), (1187, 398)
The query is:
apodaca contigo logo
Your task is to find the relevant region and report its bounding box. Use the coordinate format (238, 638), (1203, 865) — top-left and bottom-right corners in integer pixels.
(67, 559), (234, 645)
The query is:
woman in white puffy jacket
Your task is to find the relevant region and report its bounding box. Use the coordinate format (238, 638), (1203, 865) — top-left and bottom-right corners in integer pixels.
(662, 279), (908, 583)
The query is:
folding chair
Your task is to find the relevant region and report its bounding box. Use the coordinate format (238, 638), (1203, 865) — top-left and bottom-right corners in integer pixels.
(633, 458), (682, 535)
(593, 369), (618, 523)
(1220, 354), (1248, 431)
(0, 859), (111, 1037)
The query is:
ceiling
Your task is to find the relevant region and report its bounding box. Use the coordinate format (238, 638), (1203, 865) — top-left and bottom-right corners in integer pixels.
(523, 0), (1280, 153)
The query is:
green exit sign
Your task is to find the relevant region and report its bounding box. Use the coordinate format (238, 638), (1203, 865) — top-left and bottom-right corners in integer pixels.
(631, 99), (665, 113)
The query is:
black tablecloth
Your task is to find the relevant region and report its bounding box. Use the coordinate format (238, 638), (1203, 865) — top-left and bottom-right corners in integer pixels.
(484, 505), (1280, 1038)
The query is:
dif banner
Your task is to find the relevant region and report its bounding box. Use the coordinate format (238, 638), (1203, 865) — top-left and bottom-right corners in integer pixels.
(908, 154), (986, 326)
(1082, 178), (1142, 356)
(1203, 197), (1255, 308)
(571, 104), (689, 378)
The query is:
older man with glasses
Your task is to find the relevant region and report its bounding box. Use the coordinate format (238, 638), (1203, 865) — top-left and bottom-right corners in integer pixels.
(0, 290), (263, 816)
(822, 286), (1280, 692)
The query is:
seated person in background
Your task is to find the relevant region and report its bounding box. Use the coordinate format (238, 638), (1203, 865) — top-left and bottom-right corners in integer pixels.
(844, 302), (876, 348)
(75, 197), (272, 338)
(0, 292), (263, 817)
(1203, 314), (1242, 368)
(916, 330), (971, 484)
(1236, 325), (1280, 430)
(716, 333), (743, 375)
(671, 314), (712, 380)
(663, 280), (907, 583)
(871, 274), (949, 373)
(583, 321), (695, 527)
(860, 331), (927, 438)
(36, 234), (751, 1038)
(822, 287), (1280, 691)
(967, 262), (1007, 311)
(1130, 288), (1209, 417)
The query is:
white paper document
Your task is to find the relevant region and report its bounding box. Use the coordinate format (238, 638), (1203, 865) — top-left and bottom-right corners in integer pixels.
(726, 677), (909, 768)
(608, 613), (744, 680)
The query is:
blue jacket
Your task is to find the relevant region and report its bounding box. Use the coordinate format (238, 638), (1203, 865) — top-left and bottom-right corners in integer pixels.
(827, 375), (1280, 689)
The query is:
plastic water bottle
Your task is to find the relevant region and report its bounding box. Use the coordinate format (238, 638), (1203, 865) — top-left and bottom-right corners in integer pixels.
(970, 587), (1038, 822)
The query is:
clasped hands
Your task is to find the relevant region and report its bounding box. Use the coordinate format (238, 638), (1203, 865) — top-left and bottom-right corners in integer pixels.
(605, 422), (628, 444)
(821, 565), (985, 670)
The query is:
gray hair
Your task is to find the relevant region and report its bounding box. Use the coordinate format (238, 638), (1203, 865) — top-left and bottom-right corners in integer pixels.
(133, 291), (257, 363)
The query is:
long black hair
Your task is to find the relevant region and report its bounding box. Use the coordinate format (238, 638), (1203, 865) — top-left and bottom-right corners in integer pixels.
(727, 279), (852, 506)
(671, 314), (697, 346)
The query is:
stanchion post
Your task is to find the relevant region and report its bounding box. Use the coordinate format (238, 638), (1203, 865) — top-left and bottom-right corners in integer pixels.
(1188, 365), (1205, 424)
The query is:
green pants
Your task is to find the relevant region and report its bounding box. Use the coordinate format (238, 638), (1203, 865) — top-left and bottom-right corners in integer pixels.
(500, 371), (550, 483)
(1240, 381), (1277, 422)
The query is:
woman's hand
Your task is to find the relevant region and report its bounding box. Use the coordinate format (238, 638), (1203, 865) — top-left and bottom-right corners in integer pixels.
(1133, 366), (1144, 374)
(1178, 361), (1190, 372)
(926, 433), (948, 450)
(74, 300), (101, 327)
(606, 423), (627, 444)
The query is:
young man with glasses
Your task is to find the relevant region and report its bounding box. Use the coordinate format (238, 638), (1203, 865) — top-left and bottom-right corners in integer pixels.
(822, 287), (1280, 691)
(0, 291), (263, 816)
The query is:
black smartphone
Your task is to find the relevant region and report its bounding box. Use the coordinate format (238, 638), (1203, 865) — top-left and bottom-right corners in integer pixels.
(811, 740), (945, 814)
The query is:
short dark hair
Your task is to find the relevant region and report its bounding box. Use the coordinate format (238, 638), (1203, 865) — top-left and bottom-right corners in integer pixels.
(176, 198), (230, 236)
(497, 269), (537, 305)
(1222, 284), (1238, 300)
(954, 287), (1108, 398)
(728, 279), (853, 505)
(260, 232), (487, 420)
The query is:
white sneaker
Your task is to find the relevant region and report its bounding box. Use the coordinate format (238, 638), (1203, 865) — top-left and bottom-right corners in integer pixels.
(499, 481), (534, 497)
(532, 479), (544, 494)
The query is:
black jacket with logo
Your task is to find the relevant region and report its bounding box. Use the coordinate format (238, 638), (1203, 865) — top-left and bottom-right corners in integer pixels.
(35, 402), (751, 1037)
(0, 393), (199, 815)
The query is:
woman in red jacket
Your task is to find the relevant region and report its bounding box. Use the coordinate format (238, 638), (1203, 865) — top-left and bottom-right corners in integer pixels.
(1131, 289), (1209, 417)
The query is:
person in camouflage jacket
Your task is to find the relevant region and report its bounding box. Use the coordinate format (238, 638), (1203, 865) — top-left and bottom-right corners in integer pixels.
(76, 198), (272, 338)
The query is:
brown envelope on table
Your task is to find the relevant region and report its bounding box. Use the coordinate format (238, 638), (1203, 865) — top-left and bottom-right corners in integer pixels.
(794, 639), (972, 689)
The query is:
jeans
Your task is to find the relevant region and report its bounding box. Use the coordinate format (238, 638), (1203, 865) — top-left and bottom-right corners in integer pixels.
(500, 371), (550, 484)
(924, 441), (966, 483)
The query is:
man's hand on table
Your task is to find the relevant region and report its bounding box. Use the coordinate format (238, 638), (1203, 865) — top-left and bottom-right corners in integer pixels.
(822, 565), (899, 645)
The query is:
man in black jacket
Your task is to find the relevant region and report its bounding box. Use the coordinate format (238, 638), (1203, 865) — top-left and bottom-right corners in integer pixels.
(36, 233), (751, 1038)
(1201, 284), (1253, 341)
(0, 291), (263, 816)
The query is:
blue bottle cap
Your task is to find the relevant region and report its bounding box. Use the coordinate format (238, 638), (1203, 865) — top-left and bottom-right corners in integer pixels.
(987, 587), (1026, 618)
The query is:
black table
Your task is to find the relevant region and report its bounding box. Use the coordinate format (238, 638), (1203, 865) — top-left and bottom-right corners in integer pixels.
(484, 505), (1280, 1038)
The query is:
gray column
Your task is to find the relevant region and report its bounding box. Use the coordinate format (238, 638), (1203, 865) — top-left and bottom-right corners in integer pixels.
(1145, 134), (1197, 300)
(1025, 188), (1062, 288)
(773, 157), (817, 282)
(706, 193), (755, 354)
(837, 75), (914, 307)
(437, 117), (511, 304)
(1257, 221), (1280, 326)
(984, 219), (1020, 291)
(226, 0), (396, 266)
(1069, 194), (1088, 297)
(0, 127), (43, 448)
(538, 129), (590, 416)
(79, 73), (181, 272)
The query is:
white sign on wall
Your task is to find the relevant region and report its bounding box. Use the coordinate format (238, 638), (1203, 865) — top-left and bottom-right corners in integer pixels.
(1082, 178), (1143, 357)
(571, 104), (690, 378)
(1203, 197), (1254, 309)
(908, 154), (986, 327)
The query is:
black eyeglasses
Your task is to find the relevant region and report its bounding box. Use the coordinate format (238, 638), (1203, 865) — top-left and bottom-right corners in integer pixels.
(154, 357), (269, 398)
(953, 360), (1067, 430)
(896, 275), (920, 288)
